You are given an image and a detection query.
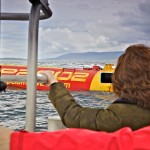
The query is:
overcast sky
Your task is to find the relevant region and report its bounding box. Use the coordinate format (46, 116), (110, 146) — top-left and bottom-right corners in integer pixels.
(1, 0), (150, 59)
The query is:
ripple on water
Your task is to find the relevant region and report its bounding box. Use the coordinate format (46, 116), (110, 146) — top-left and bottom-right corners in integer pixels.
(0, 89), (115, 131)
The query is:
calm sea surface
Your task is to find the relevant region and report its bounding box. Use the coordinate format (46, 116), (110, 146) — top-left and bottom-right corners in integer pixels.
(0, 59), (117, 131)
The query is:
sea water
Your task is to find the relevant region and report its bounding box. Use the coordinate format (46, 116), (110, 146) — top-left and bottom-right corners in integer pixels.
(0, 59), (117, 131)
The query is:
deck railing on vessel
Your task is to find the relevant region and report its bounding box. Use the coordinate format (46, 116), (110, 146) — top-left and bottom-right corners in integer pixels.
(0, 0), (54, 132)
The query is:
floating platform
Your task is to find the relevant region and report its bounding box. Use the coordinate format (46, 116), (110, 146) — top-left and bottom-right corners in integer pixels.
(0, 64), (114, 92)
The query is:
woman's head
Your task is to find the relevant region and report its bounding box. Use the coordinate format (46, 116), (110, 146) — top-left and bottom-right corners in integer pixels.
(112, 44), (150, 108)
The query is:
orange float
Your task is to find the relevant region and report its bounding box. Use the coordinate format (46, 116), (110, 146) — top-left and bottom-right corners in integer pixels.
(0, 64), (114, 92)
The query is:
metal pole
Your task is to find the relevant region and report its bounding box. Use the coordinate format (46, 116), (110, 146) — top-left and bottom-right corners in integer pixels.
(0, 12), (51, 21)
(25, 3), (42, 132)
(1, 74), (47, 83)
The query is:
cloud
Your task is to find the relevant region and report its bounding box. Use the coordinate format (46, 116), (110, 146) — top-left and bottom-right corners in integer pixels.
(1, 21), (28, 58)
(38, 24), (124, 59)
(117, 0), (150, 32)
(1, 0), (31, 13)
(1, 0), (150, 59)
(38, 0), (150, 58)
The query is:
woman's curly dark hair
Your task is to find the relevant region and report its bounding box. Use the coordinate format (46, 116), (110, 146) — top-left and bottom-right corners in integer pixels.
(112, 44), (150, 109)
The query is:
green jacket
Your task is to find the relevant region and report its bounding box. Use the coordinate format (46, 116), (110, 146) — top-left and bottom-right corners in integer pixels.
(49, 82), (150, 132)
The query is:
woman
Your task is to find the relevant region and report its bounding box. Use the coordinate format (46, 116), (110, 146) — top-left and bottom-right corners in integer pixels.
(43, 44), (150, 132)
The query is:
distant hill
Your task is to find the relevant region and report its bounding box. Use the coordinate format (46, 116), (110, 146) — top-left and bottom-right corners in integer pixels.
(51, 51), (123, 60)
(0, 51), (124, 61)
